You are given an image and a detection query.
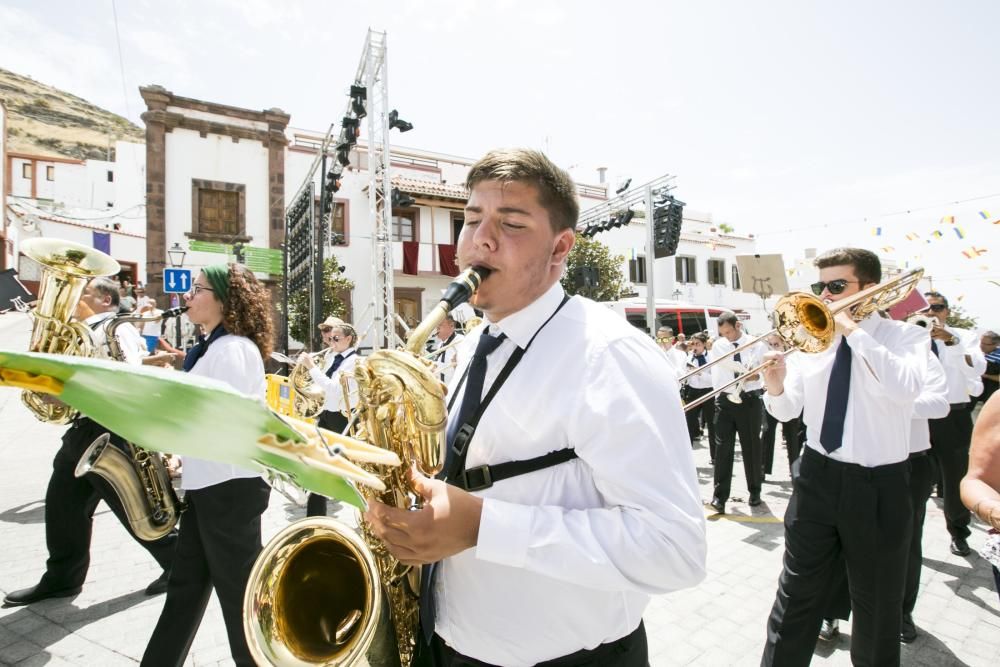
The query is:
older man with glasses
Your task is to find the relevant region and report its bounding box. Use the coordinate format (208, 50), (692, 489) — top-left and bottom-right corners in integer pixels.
(922, 291), (987, 556)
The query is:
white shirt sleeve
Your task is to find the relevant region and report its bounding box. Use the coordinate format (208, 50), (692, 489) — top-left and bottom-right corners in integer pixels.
(844, 325), (926, 405)
(475, 335), (707, 595)
(111, 322), (147, 366)
(914, 351), (950, 420)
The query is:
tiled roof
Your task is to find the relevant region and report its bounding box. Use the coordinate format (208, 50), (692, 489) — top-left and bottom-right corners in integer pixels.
(6, 201), (146, 239)
(392, 176), (468, 201)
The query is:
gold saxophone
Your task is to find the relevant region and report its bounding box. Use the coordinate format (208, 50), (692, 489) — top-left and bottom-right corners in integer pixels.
(74, 307), (189, 541)
(18, 238), (120, 423)
(243, 266), (490, 667)
(288, 347), (336, 418)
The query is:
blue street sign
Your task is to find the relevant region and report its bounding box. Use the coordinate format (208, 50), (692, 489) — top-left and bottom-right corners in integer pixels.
(163, 268), (192, 294)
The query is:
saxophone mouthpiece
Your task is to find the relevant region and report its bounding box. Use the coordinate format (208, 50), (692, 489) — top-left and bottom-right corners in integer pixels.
(161, 306), (190, 319)
(440, 266), (491, 310)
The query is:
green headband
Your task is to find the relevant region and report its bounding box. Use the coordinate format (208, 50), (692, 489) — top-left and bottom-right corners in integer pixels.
(202, 264), (230, 304)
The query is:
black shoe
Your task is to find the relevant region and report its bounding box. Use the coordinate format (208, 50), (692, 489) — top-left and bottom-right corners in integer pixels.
(144, 571), (169, 596)
(900, 613), (917, 643)
(819, 618), (839, 641)
(950, 537), (971, 556)
(3, 583), (82, 607)
(748, 494), (762, 507)
(709, 499), (725, 514)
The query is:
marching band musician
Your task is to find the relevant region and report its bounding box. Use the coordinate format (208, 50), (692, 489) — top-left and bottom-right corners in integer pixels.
(760, 248), (927, 666)
(2, 277), (177, 608)
(142, 264), (273, 667)
(297, 319), (361, 517)
(684, 332), (716, 454)
(759, 334), (802, 479)
(921, 291), (987, 557)
(708, 311), (766, 514)
(429, 314), (465, 383)
(365, 148), (706, 667)
(656, 325), (687, 374)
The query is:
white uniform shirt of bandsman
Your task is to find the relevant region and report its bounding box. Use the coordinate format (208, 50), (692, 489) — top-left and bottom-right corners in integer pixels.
(910, 350), (950, 454)
(307, 348), (360, 414)
(434, 283), (707, 666)
(934, 325), (987, 403)
(85, 312), (145, 366)
(181, 334), (266, 490)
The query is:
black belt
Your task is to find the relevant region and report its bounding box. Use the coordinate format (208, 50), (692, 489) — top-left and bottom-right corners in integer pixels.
(949, 402), (971, 410)
(802, 446), (909, 478)
(432, 621), (646, 667)
(908, 450), (929, 460)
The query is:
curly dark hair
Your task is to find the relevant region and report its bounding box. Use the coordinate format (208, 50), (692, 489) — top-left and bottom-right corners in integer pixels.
(220, 264), (274, 359)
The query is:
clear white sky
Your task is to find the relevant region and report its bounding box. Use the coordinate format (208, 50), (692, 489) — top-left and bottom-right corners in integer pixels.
(2, 0), (997, 328)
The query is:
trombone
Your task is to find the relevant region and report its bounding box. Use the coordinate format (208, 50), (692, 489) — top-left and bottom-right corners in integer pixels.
(681, 268), (924, 412)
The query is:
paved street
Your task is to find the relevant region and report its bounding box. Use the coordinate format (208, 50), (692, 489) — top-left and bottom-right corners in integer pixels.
(0, 311), (998, 666)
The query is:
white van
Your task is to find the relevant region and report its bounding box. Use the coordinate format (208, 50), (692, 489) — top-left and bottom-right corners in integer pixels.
(602, 297), (752, 336)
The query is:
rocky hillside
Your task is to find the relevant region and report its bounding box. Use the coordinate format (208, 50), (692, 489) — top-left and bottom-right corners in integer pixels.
(0, 67), (144, 161)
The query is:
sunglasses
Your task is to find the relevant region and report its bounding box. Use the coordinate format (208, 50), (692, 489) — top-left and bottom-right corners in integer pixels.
(656, 336), (674, 344)
(810, 279), (858, 296)
(924, 304), (947, 312)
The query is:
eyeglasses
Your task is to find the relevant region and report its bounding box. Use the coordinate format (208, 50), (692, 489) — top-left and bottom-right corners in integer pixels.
(810, 279), (858, 296)
(189, 284), (214, 296)
(924, 304), (947, 312)
(329, 335), (344, 342)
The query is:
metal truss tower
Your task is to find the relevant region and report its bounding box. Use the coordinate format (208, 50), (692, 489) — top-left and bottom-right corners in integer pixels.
(357, 29), (395, 350)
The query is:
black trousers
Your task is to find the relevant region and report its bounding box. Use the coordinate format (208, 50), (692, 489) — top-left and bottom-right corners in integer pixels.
(762, 448), (912, 667)
(712, 394), (763, 502)
(306, 410), (351, 517)
(929, 405), (973, 539)
(41, 418), (177, 590)
(820, 452), (934, 624)
(141, 477), (270, 667)
(761, 412), (802, 476)
(684, 386), (715, 451)
(429, 621), (647, 667)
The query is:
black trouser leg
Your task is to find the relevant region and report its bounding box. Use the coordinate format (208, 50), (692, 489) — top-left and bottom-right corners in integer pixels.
(42, 419), (176, 590)
(840, 464), (911, 667)
(784, 417), (803, 470)
(820, 555), (852, 621)
(309, 411), (352, 517)
(684, 387), (711, 443)
(929, 408), (973, 539)
(903, 454), (933, 615)
(761, 412), (778, 476)
(713, 399), (738, 503)
(736, 398), (763, 495)
(142, 478), (270, 667)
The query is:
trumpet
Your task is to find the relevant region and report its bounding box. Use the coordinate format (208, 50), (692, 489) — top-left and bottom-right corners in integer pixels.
(681, 268), (924, 412)
(906, 313), (936, 331)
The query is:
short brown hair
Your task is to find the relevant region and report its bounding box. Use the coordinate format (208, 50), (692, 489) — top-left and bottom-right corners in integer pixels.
(465, 148), (579, 232)
(815, 247), (881, 286)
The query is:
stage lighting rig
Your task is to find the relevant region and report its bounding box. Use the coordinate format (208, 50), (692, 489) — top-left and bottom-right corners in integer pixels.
(391, 187), (415, 208)
(350, 85), (367, 119)
(615, 178), (632, 195)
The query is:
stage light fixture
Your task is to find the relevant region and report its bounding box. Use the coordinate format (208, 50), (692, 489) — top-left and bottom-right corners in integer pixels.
(615, 178), (632, 195)
(391, 187), (415, 208)
(350, 85), (367, 119)
(389, 109), (414, 132)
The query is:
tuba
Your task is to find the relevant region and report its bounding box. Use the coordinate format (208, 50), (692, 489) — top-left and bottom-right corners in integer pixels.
(243, 266), (490, 667)
(73, 308), (189, 541)
(288, 348), (336, 419)
(19, 238), (121, 423)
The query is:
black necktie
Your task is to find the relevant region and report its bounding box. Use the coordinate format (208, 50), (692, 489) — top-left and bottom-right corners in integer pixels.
(696, 354), (707, 366)
(325, 353), (345, 378)
(421, 330), (506, 644)
(931, 340), (939, 357)
(820, 337), (852, 453)
(733, 350), (742, 377)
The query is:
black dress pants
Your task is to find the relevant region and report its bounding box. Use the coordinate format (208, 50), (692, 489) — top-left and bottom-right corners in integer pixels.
(762, 448), (912, 667)
(684, 386), (715, 451)
(41, 418), (177, 590)
(903, 452), (933, 616)
(141, 477), (270, 667)
(430, 621), (648, 667)
(929, 406), (973, 539)
(306, 410), (351, 517)
(712, 395), (763, 502)
(760, 412), (802, 476)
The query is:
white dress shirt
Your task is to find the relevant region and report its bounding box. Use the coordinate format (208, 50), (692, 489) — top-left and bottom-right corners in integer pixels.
(86, 311), (145, 366)
(182, 334), (267, 490)
(934, 326), (987, 404)
(910, 351), (950, 454)
(765, 314), (928, 466)
(710, 332), (765, 393)
(435, 283), (707, 666)
(685, 352), (714, 390)
(307, 348), (360, 414)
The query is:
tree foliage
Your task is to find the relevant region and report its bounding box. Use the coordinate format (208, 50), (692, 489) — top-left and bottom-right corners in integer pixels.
(945, 303), (978, 329)
(561, 234), (628, 302)
(284, 256), (355, 346)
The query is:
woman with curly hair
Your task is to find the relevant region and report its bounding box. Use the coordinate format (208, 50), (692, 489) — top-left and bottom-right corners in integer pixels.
(142, 263), (273, 667)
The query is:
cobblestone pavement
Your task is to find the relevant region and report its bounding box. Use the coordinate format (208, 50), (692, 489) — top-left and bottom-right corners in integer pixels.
(0, 312), (997, 666)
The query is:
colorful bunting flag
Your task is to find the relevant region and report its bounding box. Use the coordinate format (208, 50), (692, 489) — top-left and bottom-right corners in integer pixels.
(880, 246), (895, 253)
(905, 233), (920, 241)
(940, 215), (955, 224)
(872, 227), (882, 236)
(979, 211), (991, 219)
(931, 230), (944, 239)
(962, 246), (988, 258)
(953, 227), (965, 239)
